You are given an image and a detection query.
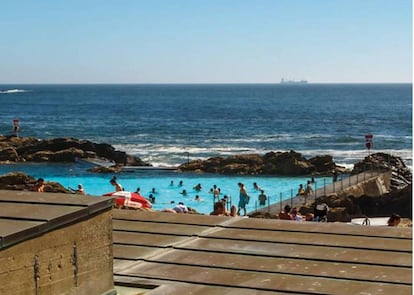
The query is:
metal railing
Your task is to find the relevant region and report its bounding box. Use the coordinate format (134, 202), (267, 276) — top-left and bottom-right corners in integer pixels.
(251, 168), (389, 215)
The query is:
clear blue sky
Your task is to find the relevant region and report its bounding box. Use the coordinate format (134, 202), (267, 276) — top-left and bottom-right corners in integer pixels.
(1, 0), (412, 83)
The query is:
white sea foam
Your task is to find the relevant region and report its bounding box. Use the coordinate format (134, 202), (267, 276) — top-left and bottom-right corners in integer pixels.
(113, 144), (257, 156)
(0, 89), (29, 94)
(114, 142), (412, 169)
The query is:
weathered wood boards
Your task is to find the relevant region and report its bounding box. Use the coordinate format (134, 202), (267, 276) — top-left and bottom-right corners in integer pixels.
(113, 210), (412, 294)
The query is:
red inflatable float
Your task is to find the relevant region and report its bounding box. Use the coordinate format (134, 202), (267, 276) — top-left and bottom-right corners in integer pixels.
(103, 191), (152, 209)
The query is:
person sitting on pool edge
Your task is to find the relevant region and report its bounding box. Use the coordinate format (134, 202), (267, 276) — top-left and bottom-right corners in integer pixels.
(210, 201), (237, 217)
(33, 178), (45, 192)
(162, 202), (189, 214)
(173, 202), (188, 213)
(387, 213), (401, 226)
(279, 205), (293, 220)
(69, 184), (85, 195)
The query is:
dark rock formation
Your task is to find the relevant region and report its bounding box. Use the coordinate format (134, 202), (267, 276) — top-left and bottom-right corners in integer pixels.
(0, 135), (149, 166)
(352, 152), (412, 190)
(353, 184), (412, 219)
(0, 172), (71, 193)
(304, 183), (412, 222)
(301, 153), (413, 221)
(87, 166), (123, 173)
(179, 150), (345, 176)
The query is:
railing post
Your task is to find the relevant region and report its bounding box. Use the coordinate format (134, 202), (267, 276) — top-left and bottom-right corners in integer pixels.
(267, 196), (270, 213)
(279, 193), (282, 212)
(364, 168), (366, 180)
(290, 189), (293, 208)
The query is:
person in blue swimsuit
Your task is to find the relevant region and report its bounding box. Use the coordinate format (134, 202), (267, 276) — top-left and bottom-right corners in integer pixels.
(237, 182), (249, 216)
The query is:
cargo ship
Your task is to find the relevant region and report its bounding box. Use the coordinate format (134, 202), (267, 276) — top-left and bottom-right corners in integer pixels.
(280, 78), (308, 84)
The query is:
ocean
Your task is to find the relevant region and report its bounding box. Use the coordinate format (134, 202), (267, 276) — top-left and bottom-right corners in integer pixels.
(0, 84), (411, 213)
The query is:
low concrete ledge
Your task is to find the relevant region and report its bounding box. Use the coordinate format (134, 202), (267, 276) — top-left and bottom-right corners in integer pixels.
(0, 191), (115, 295)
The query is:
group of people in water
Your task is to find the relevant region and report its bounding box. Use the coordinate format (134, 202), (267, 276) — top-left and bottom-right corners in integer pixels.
(31, 176), (404, 227)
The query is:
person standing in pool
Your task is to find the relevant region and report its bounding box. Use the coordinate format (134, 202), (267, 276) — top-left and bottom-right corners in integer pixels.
(258, 190), (267, 206)
(237, 182), (249, 216)
(110, 176), (123, 192)
(212, 184), (220, 200)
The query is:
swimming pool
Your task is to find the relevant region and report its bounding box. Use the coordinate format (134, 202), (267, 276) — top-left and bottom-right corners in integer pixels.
(0, 162), (332, 214)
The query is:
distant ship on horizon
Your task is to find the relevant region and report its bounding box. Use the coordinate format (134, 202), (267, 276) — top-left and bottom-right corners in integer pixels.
(280, 78), (308, 84)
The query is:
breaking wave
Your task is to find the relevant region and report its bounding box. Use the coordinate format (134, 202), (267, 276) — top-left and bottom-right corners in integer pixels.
(113, 142), (412, 169)
(0, 89), (30, 94)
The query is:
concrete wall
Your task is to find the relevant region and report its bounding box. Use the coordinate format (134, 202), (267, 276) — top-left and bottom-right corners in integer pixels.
(337, 171), (391, 198)
(0, 210), (114, 295)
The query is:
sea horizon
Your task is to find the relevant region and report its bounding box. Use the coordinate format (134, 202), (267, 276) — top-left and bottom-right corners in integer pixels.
(0, 82), (412, 86)
(0, 83), (411, 169)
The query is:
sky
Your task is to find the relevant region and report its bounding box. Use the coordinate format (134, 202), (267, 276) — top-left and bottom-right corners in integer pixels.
(1, 0), (412, 83)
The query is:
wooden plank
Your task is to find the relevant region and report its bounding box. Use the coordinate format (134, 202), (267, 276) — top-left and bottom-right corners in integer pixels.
(201, 228), (412, 252)
(114, 275), (286, 295)
(0, 190), (114, 214)
(225, 218), (412, 239)
(113, 231), (188, 247)
(113, 259), (140, 274)
(116, 261), (411, 295)
(113, 219), (212, 236)
(176, 237), (411, 267)
(113, 210), (229, 226)
(142, 248), (411, 285)
(114, 245), (162, 260)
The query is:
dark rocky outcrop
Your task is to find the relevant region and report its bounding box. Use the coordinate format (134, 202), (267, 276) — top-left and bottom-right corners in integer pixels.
(353, 184), (412, 218)
(352, 152), (412, 190)
(87, 166), (123, 173)
(250, 153), (412, 222)
(301, 153), (413, 221)
(301, 183), (412, 222)
(0, 135), (149, 167)
(179, 150), (346, 176)
(0, 172), (70, 193)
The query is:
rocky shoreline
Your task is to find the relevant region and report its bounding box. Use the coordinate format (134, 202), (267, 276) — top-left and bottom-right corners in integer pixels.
(0, 135), (149, 167)
(179, 151), (348, 176)
(0, 136), (411, 222)
(251, 152), (412, 221)
(0, 135), (349, 176)
(0, 172), (70, 193)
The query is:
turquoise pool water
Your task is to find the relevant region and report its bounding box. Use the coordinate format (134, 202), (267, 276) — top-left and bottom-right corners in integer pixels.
(0, 163), (332, 214)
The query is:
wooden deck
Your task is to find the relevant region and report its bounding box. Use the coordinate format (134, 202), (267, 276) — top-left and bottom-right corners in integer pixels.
(112, 210), (412, 294)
